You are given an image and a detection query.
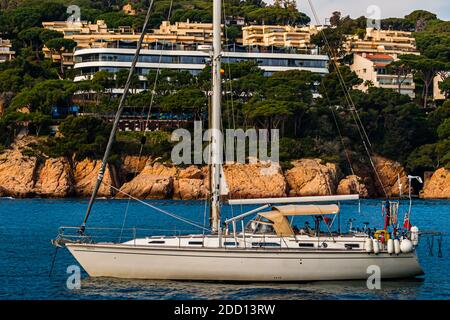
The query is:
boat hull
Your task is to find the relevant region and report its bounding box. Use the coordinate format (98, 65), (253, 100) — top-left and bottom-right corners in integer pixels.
(66, 243), (424, 281)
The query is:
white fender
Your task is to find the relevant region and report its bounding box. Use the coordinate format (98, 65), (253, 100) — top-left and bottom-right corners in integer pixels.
(400, 239), (413, 253)
(394, 239), (401, 254)
(410, 226), (419, 246)
(365, 238), (373, 253)
(372, 239), (380, 254)
(387, 239), (394, 254)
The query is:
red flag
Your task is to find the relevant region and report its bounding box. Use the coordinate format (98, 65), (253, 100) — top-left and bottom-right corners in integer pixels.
(403, 218), (411, 230)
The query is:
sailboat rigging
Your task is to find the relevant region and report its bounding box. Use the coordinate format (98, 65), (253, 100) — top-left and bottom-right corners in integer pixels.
(52, 0), (424, 281)
(80, 0), (155, 234)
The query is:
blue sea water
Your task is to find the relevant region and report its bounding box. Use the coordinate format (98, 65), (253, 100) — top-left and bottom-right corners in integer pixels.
(0, 198), (449, 300)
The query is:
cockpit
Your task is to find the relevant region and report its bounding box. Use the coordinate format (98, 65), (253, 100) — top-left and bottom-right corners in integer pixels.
(245, 216), (276, 234)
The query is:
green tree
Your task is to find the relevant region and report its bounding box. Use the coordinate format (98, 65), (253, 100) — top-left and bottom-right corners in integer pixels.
(310, 28), (346, 61)
(398, 54), (447, 108)
(39, 29), (63, 43)
(405, 10), (437, 24)
(115, 68), (140, 94)
(160, 87), (207, 119)
(18, 27), (45, 59)
(92, 70), (114, 93)
(10, 79), (75, 114)
(45, 38), (76, 78)
(45, 115), (111, 159)
(318, 66), (362, 106)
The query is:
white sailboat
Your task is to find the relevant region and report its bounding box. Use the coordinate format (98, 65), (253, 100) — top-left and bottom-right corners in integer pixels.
(52, 0), (424, 281)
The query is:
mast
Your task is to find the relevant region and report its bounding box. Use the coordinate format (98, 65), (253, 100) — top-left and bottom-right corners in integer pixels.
(210, 0), (222, 234)
(78, 0), (155, 233)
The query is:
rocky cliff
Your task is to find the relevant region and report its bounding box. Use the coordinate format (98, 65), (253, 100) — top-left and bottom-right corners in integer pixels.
(0, 139), (447, 199)
(285, 159), (338, 196)
(421, 168), (450, 198)
(0, 140), (118, 198)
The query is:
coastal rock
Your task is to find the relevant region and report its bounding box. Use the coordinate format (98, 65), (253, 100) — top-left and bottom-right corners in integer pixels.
(73, 159), (116, 197)
(117, 162), (175, 199)
(121, 155), (152, 175)
(178, 166), (203, 179)
(373, 155), (410, 197)
(223, 162), (287, 198)
(173, 166), (208, 200)
(0, 149), (37, 197)
(421, 168), (450, 199)
(34, 157), (73, 197)
(285, 159), (338, 196)
(174, 178), (208, 200)
(337, 175), (369, 197)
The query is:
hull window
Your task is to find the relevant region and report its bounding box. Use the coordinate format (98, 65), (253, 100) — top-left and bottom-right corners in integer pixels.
(188, 241), (203, 245)
(252, 242), (281, 247)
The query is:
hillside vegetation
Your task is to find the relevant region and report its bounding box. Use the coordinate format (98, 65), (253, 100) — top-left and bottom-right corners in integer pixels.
(0, 1), (448, 180)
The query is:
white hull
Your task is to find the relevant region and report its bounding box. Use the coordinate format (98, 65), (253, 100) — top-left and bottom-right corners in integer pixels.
(67, 243), (424, 281)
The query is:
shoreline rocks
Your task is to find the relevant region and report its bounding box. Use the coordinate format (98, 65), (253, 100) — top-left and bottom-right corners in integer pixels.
(285, 159), (338, 196)
(0, 140), (448, 199)
(421, 168), (450, 199)
(337, 175), (369, 197)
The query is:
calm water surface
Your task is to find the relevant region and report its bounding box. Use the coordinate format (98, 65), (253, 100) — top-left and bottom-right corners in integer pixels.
(0, 198), (448, 300)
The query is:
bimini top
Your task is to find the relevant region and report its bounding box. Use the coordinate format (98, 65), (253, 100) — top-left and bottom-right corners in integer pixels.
(270, 204), (339, 216)
(259, 204), (339, 236)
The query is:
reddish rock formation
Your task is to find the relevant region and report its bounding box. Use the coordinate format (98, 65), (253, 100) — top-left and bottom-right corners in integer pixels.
(223, 162), (287, 199)
(34, 157), (73, 197)
(421, 168), (450, 199)
(285, 159), (338, 196)
(73, 159), (116, 197)
(117, 163), (176, 199)
(337, 175), (369, 197)
(173, 166), (208, 200)
(121, 155), (152, 175)
(373, 155), (410, 197)
(0, 138), (448, 199)
(0, 148), (37, 197)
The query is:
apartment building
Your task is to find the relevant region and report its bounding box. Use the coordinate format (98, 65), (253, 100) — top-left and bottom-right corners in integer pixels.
(433, 72), (449, 101)
(42, 20), (220, 49)
(242, 25), (322, 50)
(73, 43), (329, 93)
(42, 20), (222, 65)
(350, 53), (415, 98)
(345, 28), (420, 59)
(0, 38), (15, 62)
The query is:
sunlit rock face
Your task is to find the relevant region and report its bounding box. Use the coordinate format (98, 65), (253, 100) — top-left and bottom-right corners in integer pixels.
(337, 175), (369, 198)
(223, 161), (287, 199)
(72, 158), (117, 197)
(117, 162), (176, 199)
(34, 157), (73, 197)
(421, 168), (450, 199)
(285, 159), (338, 196)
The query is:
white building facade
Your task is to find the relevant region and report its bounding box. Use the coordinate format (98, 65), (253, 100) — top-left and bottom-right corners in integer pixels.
(73, 46), (329, 92)
(350, 53), (415, 98)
